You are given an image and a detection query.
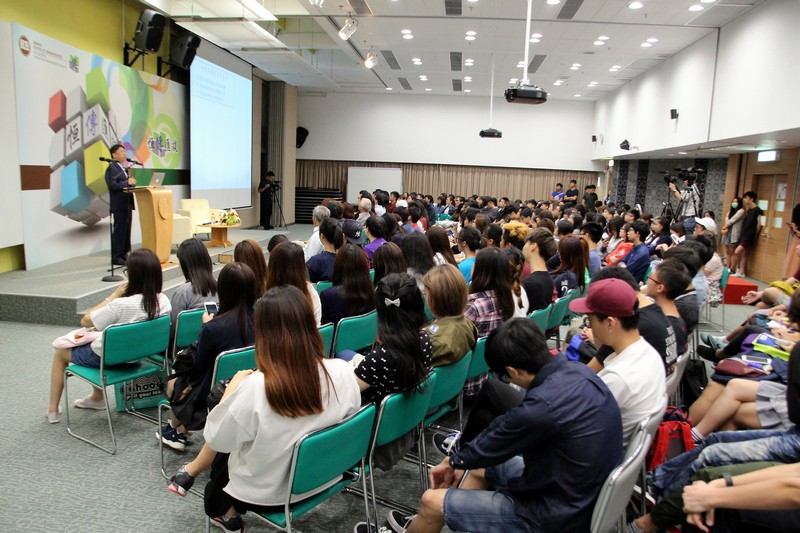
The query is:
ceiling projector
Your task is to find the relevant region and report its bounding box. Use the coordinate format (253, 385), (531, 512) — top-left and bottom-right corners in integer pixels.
(479, 128), (502, 138)
(505, 84), (547, 105)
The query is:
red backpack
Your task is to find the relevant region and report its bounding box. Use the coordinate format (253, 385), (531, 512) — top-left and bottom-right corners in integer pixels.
(646, 406), (695, 471)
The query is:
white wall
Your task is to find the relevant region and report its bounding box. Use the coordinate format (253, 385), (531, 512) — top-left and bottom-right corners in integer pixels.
(0, 21), (24, 248)
(297, 92), (598, 171)
(709, 0), (800, 140)
(593, 32), (717, 160)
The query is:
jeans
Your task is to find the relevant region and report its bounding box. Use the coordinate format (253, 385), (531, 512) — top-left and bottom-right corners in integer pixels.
(683, 216), (696, 235)
(649, 427), (800, 499)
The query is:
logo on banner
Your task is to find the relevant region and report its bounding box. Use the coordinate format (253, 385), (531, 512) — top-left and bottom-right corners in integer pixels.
(69, 55), (79, 73)
(18, 36), (31, 56)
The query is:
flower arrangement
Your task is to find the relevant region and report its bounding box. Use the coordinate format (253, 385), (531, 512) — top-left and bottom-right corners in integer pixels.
(219, 209), (241, 226)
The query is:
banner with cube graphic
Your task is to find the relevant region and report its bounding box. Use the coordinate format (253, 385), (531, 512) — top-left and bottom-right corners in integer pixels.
(12, 23), (187, 269)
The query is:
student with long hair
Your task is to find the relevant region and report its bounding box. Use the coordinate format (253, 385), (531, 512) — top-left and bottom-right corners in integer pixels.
(47, 248), (171, 423)
(401, 232), (436, 291)
(422, 265), (477, 367)
(173, 286), (360, 532)
(604, 223), (633, 267)
(504, 247), (530, 317)
(721, 196), (744, 274)
(372, 242), (407, 286)
(647, 216), (673, 256)
(522, 228), (557, 313)
(382, 212), (404, 245)
(265, 242), (321, 325)
(426, 225), (457, 266)
(600, 216), (625, 258)
(307, 218), (344, 283)
(170, 238), (218, 329)
(234, 239), (267, 294)
(551, 234), (587, 298)
(349, 273), (432, 404)
(467, 247), (516, 337)
(320, 243), (375, 326)
(161, 262), (258, 450)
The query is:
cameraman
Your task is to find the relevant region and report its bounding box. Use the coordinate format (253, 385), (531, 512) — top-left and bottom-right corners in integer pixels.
(669, 175), (700, 234)
(258, 171), (276, 229)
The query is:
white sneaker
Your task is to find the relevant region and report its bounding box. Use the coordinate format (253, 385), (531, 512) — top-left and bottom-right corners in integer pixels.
(47, 410), (62, 424)
(74, 397), (106, 410)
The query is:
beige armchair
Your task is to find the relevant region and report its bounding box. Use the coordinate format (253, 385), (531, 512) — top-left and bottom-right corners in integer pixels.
(176, 199), (212, 238)
(172, 213), (193, 248)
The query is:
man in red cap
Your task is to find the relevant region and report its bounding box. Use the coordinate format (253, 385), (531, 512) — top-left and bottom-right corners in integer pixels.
(569, 278), (667, 446)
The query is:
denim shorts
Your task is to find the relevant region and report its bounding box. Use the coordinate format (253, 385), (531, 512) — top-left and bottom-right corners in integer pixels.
(443, 457), (544, 533)
(70, 344), (101, 368)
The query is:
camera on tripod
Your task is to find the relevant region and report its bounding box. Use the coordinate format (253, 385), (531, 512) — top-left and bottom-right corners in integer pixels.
(662, 167), (704, 186)
(271, 180), (282, 191)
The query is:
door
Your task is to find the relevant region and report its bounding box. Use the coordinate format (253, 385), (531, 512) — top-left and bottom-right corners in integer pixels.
(749, 174), (791, 282)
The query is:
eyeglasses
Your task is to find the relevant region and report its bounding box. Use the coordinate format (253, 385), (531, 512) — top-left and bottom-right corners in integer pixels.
(648, 276), (662, 285)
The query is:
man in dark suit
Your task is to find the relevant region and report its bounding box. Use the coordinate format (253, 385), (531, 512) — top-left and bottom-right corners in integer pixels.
(258, 170), (275, 229)
(105, 144), (136, 265)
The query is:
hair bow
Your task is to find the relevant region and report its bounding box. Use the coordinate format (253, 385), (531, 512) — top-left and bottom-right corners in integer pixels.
(384, 297), (401, 308)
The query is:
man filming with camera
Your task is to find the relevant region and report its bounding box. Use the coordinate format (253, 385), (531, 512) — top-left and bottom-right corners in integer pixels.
(669, 173), (701, 234)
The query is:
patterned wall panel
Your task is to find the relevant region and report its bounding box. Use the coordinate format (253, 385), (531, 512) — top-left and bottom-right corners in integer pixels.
(635, 160), (649, 209)
(615, 160), (629, 206)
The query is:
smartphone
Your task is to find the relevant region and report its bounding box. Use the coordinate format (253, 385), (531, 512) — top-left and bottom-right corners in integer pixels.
(742, 355), (770, 365)
(204, 302), (218, 315)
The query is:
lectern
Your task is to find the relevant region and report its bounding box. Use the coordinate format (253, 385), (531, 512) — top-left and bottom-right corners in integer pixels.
(130, 188), (173, 263)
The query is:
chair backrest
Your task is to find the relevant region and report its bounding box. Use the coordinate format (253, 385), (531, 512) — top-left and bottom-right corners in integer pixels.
(665, 352), (690, 398)
(720, 267), (730, 290)
(546, 294), (571, 330)
(590, 429), (652, 533)
(373, 373), (437, 448)
(173, 308), (205, 352)
(528, 303), (552, 333)
(369, 269), (375, 281)
(465, 337), (489, 380)
(319, 323), (335, 357)
(428, 352), (473, 413)
(211, 346), (256, 383)
(315, 280), (334, 294)
(103, 315), (171, 366)
(332, 310), (378, 355)
(290, 404), (376, 495)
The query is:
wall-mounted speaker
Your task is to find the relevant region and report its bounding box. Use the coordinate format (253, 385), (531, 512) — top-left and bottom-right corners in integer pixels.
(592, 135), (597, 142)
(133, 9), (166, 53)
(296, 127), (309, 148)
(670, 108), (679, 120)
(170, 34), (200, 69)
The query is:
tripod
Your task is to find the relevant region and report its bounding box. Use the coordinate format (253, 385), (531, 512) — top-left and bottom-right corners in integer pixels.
(102, 212), (124, 282)
(272, 186), (287, 230)
(660, 194), (684, 223)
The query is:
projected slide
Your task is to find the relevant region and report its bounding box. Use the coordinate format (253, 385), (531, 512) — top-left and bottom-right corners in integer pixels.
(190, 56), (252, 209)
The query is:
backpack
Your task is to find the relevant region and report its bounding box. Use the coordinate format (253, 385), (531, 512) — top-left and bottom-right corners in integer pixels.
(646, 406), (695, 471)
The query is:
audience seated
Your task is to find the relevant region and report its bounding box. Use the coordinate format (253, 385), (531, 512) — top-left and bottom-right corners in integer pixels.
(619, 220), (651, 283)
(521, 228), (557, 314)
(372, 242), (407, 286)
(550, 234), (587, 298)
(456, 226), (481, 283)
(401, 232), (436, 291)
(307, 218), (343, 283)
(303, 204), (330, 261)
(233, 239), (267, 295)
(579, 222), (603, 276)
(320, 243), (375, 326)
(363, 215), (387, 266)
(47, 248), (172, 423)
(422, 264), (478, 367)
(605, 222), (634, 267)
(426, 225), (457, 266)
(265, 242), (321, 326)
(162, 262), (258, 450)
(170, 238), (218, 331)
(504, 248), (530, 318)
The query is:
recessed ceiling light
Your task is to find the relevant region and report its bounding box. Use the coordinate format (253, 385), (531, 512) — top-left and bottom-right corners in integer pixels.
(689, 4), (703, 11)
(547, 0), (561, 4)
(574, 94), (582, 97)
(465, 31), (477, 36)
(464, 89), (471, 93)
(425, 88), (432, 91)
(531, 33), (542, 38)
(419, 75), (427, 80)
(612, 65), (622, 69)
(594, 40), (604, 46)
(467, 0), (479, 3)
(465, 35), (476, 41)
(701, 0), (715, 3)
(678, 151), (688, 155)
(588, 81), (597, 86)
(629, 1), (643, 9)
(641, 42), (652, 47)
(572, 63), (581, 67)
(465, 58), (474, 63)
(570, 66), (580, 70)
(530, 38), (541, 43)
(403, 34), (414, 40)
(646, 37), (659, 43)
(598, 35), (609, 41)
(401, 29), (412, 34)
(412, 57), (421, 62)
(386, 87), (393, 90)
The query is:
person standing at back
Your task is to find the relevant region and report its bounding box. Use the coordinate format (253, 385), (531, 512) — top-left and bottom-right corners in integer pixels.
(258, 170), (276, 229)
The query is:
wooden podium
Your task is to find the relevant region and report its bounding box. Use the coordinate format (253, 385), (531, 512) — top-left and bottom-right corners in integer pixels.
(130, 188), (173, 263)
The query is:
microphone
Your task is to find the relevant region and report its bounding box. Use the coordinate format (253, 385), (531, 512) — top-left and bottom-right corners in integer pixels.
(127, 158), (143, 166)
(98, 157), (113, 162)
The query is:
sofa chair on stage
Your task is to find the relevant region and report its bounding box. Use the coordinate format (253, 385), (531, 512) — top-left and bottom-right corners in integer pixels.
(171, 213), (193, 249)
(176, 199), (213, 239)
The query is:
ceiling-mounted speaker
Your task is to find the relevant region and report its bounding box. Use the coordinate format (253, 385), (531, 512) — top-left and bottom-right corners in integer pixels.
(133, 9), (166, 53)
(670, 108), (679, 120)
(591, 135), (597, 142)
(170, 34), (200, 69)
(297, 127), (309, 148)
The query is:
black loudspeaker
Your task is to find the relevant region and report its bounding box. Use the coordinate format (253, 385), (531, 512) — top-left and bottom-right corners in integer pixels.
(296, 127), (309, 148)
(133, 10), (166, 53)
(670, 108), (679, 120)
(591, 135), (597, 142)
(170, 34), (200, 69)
(620, 139), (630, 150)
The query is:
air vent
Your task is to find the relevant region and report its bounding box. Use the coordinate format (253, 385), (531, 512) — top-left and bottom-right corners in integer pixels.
(347, 0), (373, 16)
(556, 0), (584, 20)
(528, 54), (547, 74)
(381, 50), (401, 70)
(444, 0), (461, 17)
(452, 79), (462, 91)
(398, 77), (412, 90)
(450, 52), (463, 72)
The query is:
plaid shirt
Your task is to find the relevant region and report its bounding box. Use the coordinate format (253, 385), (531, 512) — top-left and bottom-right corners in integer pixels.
(463, 290), (504, 395)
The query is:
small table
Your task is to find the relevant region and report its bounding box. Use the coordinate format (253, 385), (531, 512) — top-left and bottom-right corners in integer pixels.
(203, 223), (240, 248)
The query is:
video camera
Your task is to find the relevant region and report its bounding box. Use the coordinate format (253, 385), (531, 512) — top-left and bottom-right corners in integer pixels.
(271, 180), (281, 191)
(662, 167), (705, 186)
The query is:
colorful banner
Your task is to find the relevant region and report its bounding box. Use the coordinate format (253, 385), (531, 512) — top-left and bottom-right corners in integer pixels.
(12, 23), (187, 268)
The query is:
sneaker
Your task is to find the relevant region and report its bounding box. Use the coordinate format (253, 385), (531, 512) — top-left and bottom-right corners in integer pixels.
(158, 423), (187, 451)
(432, 432), (459, 456)
(700, 333), (726, 350)
(74, 397), (105, 410)
(47, 410), (62, 424)
(697, 345), (720, 363)
(168, 464), (195, 496)
(210, 514), (245, 533)
(386, 510), (415, 532)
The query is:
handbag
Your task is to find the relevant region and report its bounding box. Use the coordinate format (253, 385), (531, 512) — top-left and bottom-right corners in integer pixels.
(52, 327), (101, 349)
(714, 357), (770, 378)
(172, 342), (198, 376)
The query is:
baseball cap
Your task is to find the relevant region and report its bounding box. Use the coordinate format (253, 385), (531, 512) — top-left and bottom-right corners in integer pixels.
(569, 278), (637, 318)
(694, 217), (717, 235)
(342, 219), (366, 245)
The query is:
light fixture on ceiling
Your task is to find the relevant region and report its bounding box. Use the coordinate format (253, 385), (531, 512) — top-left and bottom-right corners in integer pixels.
(338, 17), (358, 40)
(546, 0), (561, 4)
(480, 53), (502, 138)
(629, 2), (643, 9)
(689, 4), (704, 11)
(308, 0), (324, 6)
(364, 49), (377, 68)
(505, 0), (547, 104)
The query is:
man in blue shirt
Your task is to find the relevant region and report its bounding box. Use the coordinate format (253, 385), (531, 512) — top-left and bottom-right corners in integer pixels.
(384, 319), (623, 533)
(621, 220), (651, 283)
(551, 182), (565, 202)
(456, 227), (480, 283)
